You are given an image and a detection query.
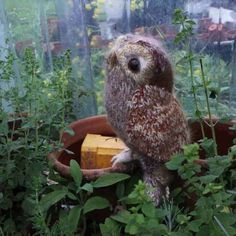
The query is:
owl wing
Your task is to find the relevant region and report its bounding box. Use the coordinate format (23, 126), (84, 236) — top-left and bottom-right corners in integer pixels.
(125, 85), (189, 162)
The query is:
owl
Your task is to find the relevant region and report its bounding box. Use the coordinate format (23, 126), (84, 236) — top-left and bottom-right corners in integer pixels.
(105, 34), (190, 205)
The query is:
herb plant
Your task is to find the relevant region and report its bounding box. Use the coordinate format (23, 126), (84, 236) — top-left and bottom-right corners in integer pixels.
(37, 160), (130, 235)
(0, 47), (82, 234)
(100, 143), (236, 236)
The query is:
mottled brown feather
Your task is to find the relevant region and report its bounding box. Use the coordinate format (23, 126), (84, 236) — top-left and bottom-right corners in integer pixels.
(125, 85), (189, 163)
(105, 34), (190, 205)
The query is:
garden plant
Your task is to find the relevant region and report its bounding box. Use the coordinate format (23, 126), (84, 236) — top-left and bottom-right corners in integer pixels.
(0, 5), (235, 236)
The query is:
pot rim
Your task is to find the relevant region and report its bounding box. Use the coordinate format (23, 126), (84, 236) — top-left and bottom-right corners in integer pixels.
(47, 115), (137, 180)
(48, 115), (236, 179)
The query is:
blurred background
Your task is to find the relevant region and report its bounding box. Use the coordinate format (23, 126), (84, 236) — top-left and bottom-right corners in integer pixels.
(0, 0), (236, 119)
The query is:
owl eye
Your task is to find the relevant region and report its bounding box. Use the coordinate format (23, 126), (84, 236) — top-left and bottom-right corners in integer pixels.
(128, 58), (140, 73)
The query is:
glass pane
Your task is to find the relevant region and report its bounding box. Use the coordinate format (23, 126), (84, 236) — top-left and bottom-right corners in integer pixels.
(0, 0), (235, 119)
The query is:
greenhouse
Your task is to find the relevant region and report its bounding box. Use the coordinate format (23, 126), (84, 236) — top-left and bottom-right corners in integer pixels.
(0, 0), (236, 235)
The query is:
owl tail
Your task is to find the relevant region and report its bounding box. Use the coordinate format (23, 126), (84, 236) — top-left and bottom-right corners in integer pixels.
(141, 162), (174, 206)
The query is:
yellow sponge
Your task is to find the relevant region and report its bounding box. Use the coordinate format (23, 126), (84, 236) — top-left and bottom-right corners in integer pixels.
(81, 134), (126, 169)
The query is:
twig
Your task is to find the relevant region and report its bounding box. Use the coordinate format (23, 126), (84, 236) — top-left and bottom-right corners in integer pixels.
(189, 58), (205, 138)
(199, 59), (218, 156)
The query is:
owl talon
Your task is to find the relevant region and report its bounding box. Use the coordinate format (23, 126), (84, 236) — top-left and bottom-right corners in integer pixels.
(111, 149), (132, 167)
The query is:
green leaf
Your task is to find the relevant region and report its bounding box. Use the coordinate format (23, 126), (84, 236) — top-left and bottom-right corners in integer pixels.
(141, 202), (156, 218)
(207, 156), (231, 176)
(169, 232), (191, 236)
(64, 127), (75, 136)
(83, 196), (110, 214)
(125, 223), (138, 235)
(184, 143), (200, 161)
(70, 160), (82, 188)
(135, 214), (145, 224)
(93, 173), (130, 188)
(40, 188), (67, 211)
(116, 182), (125, 199)
(166, 154), (184, 170)
(68, 206), (82, 233)
(66, 192), (77, 200)
(176, 214), (191, 225)
(111, 210), (131, 224)
(100, 218), (121, 236)
(188, 219), (203, 232)
(81, 183), (93, 193)
(199, 175), (217, 184)
(200, 138), (216, 158)
(195, 109), (202, 118)
(229, 145), (236, 156)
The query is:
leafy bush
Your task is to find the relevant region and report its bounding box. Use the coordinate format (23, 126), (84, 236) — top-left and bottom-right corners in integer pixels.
(0, 47), (84, 234)
(36, 160), (131, 235)
(100, 142), (236, 236)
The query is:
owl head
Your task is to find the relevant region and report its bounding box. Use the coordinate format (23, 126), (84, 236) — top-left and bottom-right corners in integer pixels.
(107, 34), (173, 92)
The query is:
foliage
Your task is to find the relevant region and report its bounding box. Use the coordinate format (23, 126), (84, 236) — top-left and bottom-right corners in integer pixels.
(174, 51), (234, 118)
(99, 8), (236, 236)
(130, 0), (144, 12)
(85, 0), (107, 21)
(100, 180), (175, 236)
(0, 47), (83, 234)
(0, 3), (235, 235)
(4, 0), (40, 42)
(90, 48), (106, 114)
(166, 142), (236, 236)
(4, 0), (56, 42)
(100, 142), (236, 236)
(35, 160), (130, 235)
(173, 9), (235, 120)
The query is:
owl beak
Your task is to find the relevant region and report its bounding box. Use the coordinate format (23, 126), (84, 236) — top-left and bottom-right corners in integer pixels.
(107, 52), (118, 68)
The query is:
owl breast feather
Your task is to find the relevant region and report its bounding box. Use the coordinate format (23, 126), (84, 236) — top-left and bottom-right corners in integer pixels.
(105, 67), (137, 139)
(105, 71), (189, 162)
(125, 85), (190, 162)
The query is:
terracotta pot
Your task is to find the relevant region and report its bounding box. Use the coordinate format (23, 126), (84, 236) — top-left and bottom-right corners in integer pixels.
(0, 113), (28, 141)
(15, 39), (34, 53)
(47, 115), (137, 180)
(48, 115), (236, 216)
(189, 118), (236, 168)
(47, 115), (139, 222)
(175, 118), (236, 209)
(48, 116), (236, 179)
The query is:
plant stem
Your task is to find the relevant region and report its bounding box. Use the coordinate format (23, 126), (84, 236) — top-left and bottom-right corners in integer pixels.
(199, 59), (218, 156)
(0, 227), (4, 236)
(189, 58), (205, 138)
(214, 216), (230, 236)
(80, 192), (87, 236)
(35, 179), (51, 236)
(35, 124), (39, 154)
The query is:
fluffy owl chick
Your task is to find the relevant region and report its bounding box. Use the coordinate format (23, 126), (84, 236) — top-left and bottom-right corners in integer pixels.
(105, 34), (190, 205)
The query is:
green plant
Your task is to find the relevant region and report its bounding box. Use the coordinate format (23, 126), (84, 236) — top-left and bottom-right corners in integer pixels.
(0, 47), (84, 234)
(90, 48), (106, 114)
(99, 8), (236, 236)
(100, 180), (180, 236)
(100, 142), (236, 236)
(37, 160), (130, 235)
(166, 143), (236, 236)
(173, 9), (235, 121)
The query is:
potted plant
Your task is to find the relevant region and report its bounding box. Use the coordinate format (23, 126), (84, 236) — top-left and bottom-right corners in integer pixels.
(41, 7), (236, 235)
(98, 10), (236, 235)
(47, 115), (137, 180)
(47, 114), (236, 176)
(0, 45), (83, 235)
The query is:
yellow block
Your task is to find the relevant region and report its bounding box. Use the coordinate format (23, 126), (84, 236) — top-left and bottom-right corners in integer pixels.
(81, 134), (126, 169)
